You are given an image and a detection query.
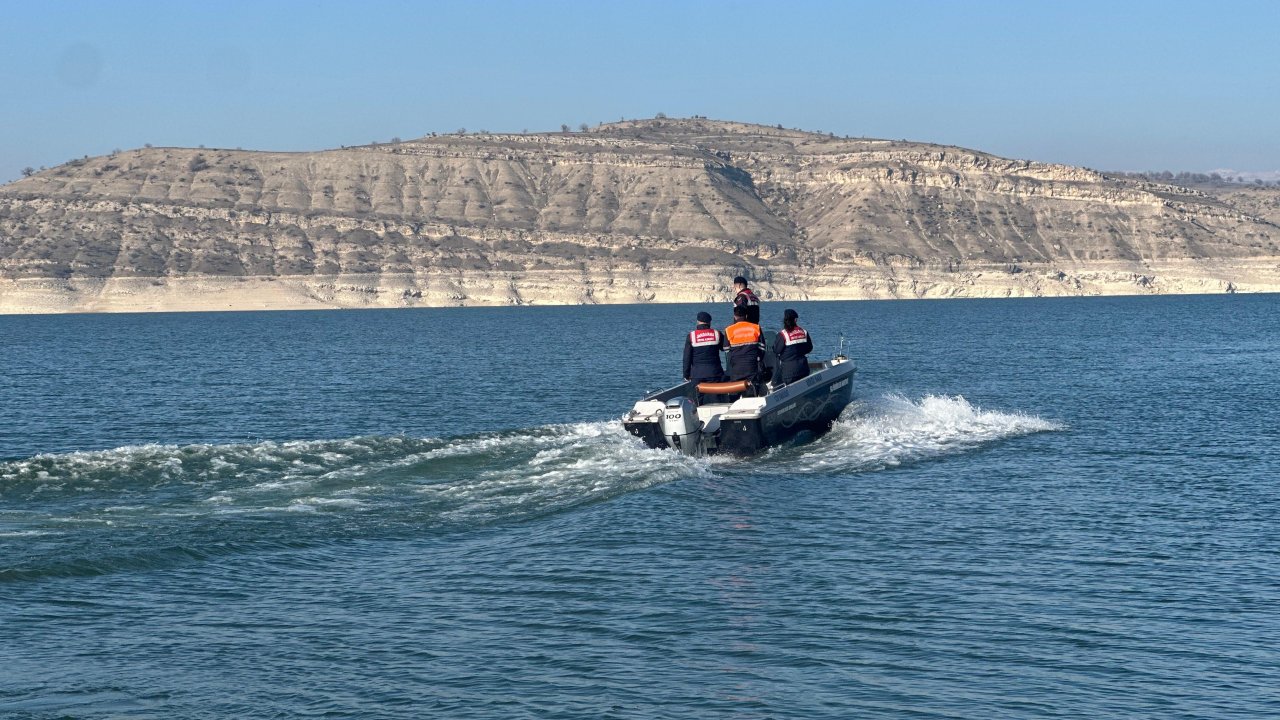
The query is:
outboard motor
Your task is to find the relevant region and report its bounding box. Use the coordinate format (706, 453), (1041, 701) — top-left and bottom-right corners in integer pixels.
(660, 396), (702, 455)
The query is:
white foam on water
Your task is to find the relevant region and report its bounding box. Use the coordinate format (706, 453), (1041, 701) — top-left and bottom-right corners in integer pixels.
(299, 497), (366, 509)
(2, 421), (709, 533)
(414, 435), (509, 460)
(243, 478), (317, 494)
(269, 497), (369, 513)
(772, 393), (1064, 474)
(421, 421), (710, 523)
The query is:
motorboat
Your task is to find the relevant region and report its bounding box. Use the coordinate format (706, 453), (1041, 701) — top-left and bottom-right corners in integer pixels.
(623, 353), (856, 456)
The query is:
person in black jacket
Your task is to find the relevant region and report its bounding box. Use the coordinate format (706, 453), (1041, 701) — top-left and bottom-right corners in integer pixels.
(731, 275), (761, 324)
(773, 308), (814, 385)
(724, 305), (764, 385)
(683, 311), (725, 384)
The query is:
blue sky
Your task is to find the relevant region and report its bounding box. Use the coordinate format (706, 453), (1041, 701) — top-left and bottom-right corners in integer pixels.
(4, 0), (1278, 183)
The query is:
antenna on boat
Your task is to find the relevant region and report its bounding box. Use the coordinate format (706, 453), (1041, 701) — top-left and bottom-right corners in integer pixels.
(836, 332), (847, 361)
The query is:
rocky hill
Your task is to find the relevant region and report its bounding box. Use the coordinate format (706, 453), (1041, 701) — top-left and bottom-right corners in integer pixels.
(2, 118), (1278, 313)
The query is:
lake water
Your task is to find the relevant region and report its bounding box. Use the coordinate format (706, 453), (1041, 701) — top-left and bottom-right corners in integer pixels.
(2, 295), (1278, 718)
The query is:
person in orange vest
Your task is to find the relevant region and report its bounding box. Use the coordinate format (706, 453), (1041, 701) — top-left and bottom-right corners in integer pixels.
(683, 311), (725, 384)
(724, 305), (764, 385)
(773, 308), (814, 385)
(732, 275), (761, 324)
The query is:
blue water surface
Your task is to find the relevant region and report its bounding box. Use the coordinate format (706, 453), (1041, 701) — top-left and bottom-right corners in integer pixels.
(2, 295), (1278, 718)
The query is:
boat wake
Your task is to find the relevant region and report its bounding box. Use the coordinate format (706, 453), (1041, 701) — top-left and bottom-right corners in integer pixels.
(0, 423), (707, 582)
(1, 394), (1060, 581)
(759, 392), (1064, 474)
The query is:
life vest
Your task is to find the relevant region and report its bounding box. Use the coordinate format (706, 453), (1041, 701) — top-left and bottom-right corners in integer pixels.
(725, 321), (762, 347)
(779, 326), (808, 346)
(688, 327), (721, 347)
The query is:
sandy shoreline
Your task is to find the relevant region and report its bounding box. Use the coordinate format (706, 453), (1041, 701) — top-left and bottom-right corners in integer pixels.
(2, 259), (1278, 315)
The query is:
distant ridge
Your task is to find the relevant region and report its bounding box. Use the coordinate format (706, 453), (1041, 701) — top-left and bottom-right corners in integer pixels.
(2, 117), (1278, 313)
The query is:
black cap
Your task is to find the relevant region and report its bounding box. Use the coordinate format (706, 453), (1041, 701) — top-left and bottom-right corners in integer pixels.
(733, 275), (748, 286)
(783, 308), (799, 321)
(696, 311), (712, 323)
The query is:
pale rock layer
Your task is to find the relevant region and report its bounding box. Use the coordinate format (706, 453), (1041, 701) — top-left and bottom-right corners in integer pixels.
(2, 259), (1274, 315)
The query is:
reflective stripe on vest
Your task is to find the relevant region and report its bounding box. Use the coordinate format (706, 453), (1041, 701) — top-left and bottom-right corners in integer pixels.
(689, 328), (721, 347)
(735, 289), (759, 307)
(725, 322), (761, 347)
(780, 327), (808, 346)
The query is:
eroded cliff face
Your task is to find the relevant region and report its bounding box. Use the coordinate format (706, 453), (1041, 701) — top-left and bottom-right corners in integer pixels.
(2, 118), (1277, 313)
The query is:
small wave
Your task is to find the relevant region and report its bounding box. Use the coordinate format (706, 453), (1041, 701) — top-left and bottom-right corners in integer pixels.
(0, 529), (56, 538)
(764, 393), (1063, 474)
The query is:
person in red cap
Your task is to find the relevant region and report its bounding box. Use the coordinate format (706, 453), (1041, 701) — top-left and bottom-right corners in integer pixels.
(731, 275), (761, 324)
